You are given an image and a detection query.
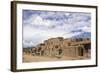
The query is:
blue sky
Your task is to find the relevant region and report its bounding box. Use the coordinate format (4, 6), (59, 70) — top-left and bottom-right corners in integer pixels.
(22, 10), (91, 48)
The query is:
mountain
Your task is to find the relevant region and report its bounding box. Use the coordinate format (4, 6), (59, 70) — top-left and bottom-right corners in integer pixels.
(71, 32), (91, 39)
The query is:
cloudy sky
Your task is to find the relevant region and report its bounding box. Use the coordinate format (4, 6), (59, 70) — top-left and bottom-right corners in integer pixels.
(22, 10), (91, 48)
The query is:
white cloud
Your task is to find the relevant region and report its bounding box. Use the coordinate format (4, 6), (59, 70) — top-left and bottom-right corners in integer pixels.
(65, 13), (71, 16)
(23, 25), (66, 47)
(81, 26), (91, 32)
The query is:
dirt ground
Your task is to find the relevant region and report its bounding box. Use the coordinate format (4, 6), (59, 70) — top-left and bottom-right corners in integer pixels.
(23, 53), (90, 63)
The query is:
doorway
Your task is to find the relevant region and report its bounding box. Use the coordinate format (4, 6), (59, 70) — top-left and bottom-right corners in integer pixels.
(78, 47), (84, 56)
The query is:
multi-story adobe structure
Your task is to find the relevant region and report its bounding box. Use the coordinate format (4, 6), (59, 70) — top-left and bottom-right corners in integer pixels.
(23, 37), (91, 59)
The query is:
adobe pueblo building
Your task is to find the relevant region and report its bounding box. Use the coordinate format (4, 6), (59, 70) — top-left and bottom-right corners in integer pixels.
(23, 37), (91, 60)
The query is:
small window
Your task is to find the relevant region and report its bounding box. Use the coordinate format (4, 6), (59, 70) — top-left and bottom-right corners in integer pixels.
(55, 45), (58, 48)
